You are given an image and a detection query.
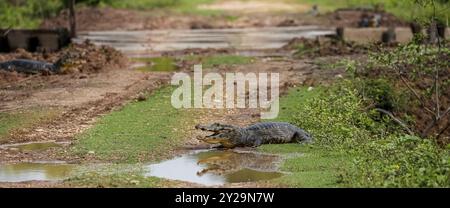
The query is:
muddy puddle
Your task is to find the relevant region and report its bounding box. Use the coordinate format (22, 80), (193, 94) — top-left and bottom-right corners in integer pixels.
(145, 150), (283, 186)
(0, 141), (67, 152)
(0, 162), (74, 182)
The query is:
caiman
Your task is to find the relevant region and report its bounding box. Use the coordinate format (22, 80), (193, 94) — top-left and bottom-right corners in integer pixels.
(195, 122), (312, 148)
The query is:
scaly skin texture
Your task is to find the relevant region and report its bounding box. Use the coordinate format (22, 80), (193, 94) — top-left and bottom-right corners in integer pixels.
(196, 122), (313, 148)
(0, 59), (58, 74)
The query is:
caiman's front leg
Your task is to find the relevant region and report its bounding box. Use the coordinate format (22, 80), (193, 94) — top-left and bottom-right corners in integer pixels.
(197, 135), (236, 148)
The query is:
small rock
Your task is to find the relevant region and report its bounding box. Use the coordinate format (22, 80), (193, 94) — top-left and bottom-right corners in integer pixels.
(88, 151), (95, 154)
(136, 93), (147, 102)
(9, 147), (20, 152)
(130, 180), (140, 185)
(307, 86), (314, 91)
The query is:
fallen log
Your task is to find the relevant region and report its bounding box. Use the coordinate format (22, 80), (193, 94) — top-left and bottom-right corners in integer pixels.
(0, 59), (59, 74)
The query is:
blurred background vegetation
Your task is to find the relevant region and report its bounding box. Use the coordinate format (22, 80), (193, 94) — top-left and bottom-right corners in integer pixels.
(0, 0), (213, 28)
(0, 0), (449, 28)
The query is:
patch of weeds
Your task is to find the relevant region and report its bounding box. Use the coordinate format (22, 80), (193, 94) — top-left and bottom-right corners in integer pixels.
(293, 43), (317, 57)
(262, 81), (449, 187)
(132, 57), (176, 72)
(225, 15), (239, 22)
(314, 58), (353, 71)
(71, 86), (198, 163)
(345, 135), (450, 187)
(66, 172), (164, 187)
(185, 55), (254, 68)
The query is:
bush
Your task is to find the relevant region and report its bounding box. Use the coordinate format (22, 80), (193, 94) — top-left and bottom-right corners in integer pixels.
(347, 135), (450, 187)
(292, 82), (380, 149)
(289, 82), (450, 187)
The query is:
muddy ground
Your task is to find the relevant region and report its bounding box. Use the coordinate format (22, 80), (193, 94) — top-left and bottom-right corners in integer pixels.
(0, 1), (410, 188)
(0, 44), (347, 188)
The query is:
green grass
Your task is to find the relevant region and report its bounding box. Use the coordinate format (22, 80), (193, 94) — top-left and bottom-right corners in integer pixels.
(71, 86), (197, 163)
(132, 57), (177, 72)
(0, 109), (60, 142)
(131, 55), (253, 72)
(185, 55), (254, 68)
(259, 144), (350, 187)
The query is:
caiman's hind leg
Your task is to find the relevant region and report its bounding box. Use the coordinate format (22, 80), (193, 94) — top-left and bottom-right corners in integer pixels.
(293, 131), (313, 144)
(251, 139), (262, 147)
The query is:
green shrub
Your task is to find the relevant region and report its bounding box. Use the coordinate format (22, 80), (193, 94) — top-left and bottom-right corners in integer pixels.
(291, 82), (380, 149)
(347, 135), (450, 187)
(288, 82), (450, 187)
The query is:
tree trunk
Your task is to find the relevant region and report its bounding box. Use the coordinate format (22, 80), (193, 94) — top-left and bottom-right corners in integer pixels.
(382, 27), (396, 44)
(69, 0), (76, 38)
(427, 20), (438, 44)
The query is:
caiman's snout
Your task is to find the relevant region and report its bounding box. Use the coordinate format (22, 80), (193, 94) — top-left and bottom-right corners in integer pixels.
(195, 123), (238, 148)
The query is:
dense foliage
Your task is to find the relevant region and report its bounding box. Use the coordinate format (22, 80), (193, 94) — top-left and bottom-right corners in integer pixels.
(289, 82), (450, 187)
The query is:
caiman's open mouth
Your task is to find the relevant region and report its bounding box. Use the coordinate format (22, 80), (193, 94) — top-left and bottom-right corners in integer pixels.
(195, 124), (235, 148)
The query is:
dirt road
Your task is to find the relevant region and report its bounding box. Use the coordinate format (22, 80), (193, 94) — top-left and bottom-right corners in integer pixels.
(0, 1), (347, 187)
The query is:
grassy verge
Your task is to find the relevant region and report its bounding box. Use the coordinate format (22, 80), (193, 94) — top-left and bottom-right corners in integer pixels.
(259, 144), (351, 187)
(260, 83), (449, 187)
(0, 109), (60, 142)
(71, 86), (198, 163)
(131, 55), (253, 72)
